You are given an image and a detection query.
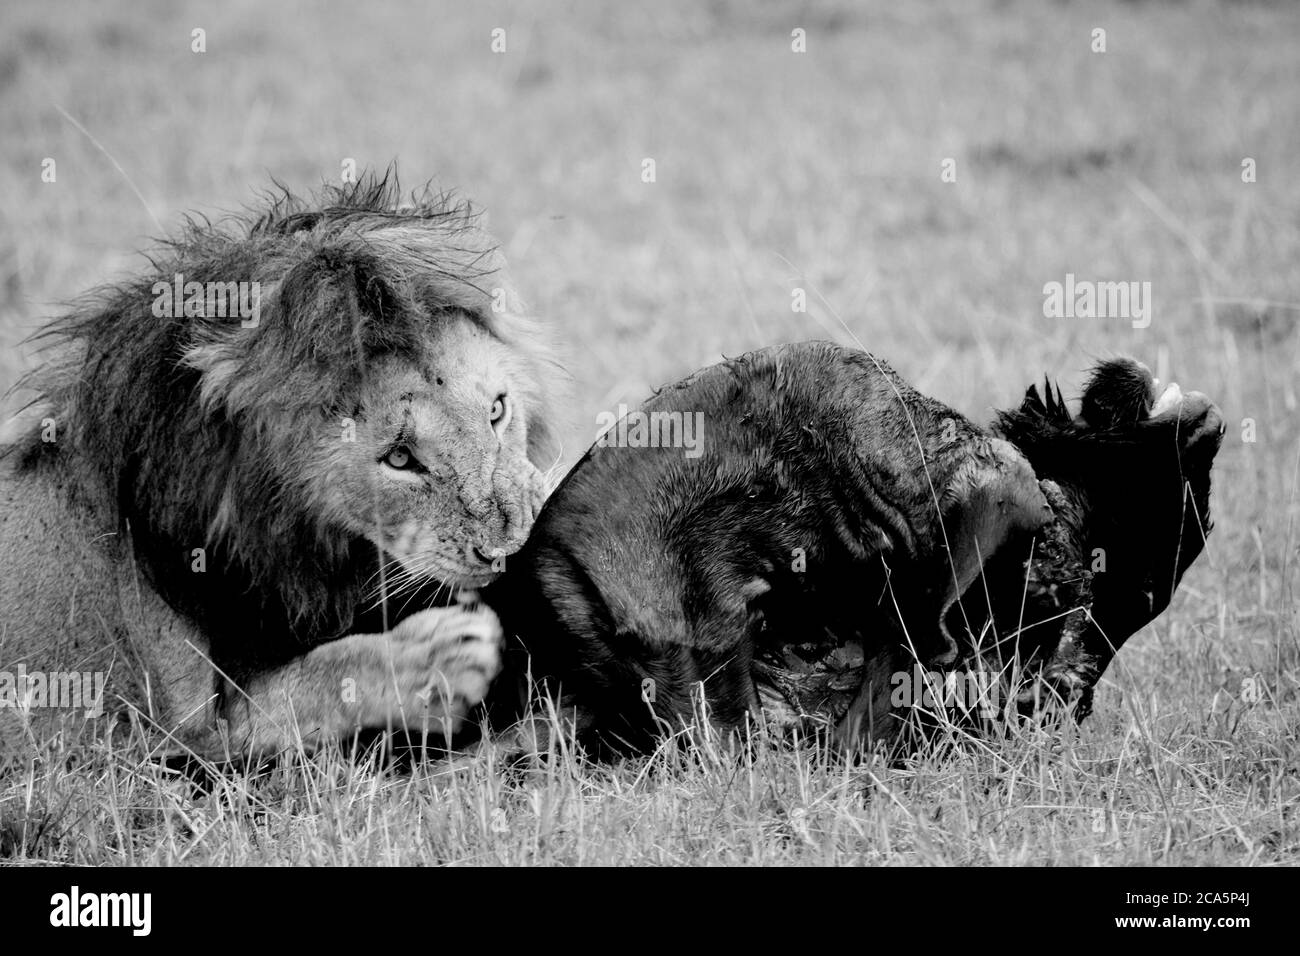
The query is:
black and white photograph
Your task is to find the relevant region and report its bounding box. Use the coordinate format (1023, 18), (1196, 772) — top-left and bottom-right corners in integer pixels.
(0, 0), (1294, 901)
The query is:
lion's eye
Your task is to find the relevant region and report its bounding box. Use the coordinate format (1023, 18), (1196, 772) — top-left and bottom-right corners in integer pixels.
(490, 394), (509, 433)
(383, 446), (413, 469)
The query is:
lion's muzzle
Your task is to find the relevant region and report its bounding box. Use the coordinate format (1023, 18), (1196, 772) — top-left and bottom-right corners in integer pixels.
(468, 457), (548, 561)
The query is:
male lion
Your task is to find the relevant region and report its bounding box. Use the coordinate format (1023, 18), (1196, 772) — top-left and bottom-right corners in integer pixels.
(0, 175), (561, 760)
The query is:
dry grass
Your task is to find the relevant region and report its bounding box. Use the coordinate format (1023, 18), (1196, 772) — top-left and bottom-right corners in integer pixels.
(1, 0), (1297, 865)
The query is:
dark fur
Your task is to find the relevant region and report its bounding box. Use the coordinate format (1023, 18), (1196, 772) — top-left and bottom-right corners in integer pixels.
(1078, 358), (1156, 428)
(987, 357), (1221, 684)
(488, 343), (1038, 751)
(487, 347), (1221, 753)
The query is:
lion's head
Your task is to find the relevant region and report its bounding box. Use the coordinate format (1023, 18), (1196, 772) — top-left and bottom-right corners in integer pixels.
(15, 173), (563, 672)
(316, 321), (549, 589)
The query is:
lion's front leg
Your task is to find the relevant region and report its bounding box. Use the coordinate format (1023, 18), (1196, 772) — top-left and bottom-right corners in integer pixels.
(222, 604), (503, 755)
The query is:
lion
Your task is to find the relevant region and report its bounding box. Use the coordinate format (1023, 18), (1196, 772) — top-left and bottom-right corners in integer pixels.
(0, 174), (563, 761)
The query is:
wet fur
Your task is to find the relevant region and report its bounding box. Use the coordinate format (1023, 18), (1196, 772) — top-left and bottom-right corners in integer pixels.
(486, 347), (1221, 754)
(487, 342), (1050, 752)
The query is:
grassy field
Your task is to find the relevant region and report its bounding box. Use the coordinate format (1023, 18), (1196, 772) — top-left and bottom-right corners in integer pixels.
(1, 0), (1298, 864)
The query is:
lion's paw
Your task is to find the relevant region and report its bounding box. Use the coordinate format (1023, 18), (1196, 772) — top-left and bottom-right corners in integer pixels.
(387, 604), (503, 731)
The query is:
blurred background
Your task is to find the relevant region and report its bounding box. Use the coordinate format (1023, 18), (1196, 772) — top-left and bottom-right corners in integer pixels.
(1, 0), (1297, 652)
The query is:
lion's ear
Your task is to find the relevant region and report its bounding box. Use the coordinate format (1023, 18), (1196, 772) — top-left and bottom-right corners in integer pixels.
(930, 438), (1052, 664)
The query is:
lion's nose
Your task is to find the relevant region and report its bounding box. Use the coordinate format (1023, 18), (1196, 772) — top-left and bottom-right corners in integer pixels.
(493, 483), (540, 549)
